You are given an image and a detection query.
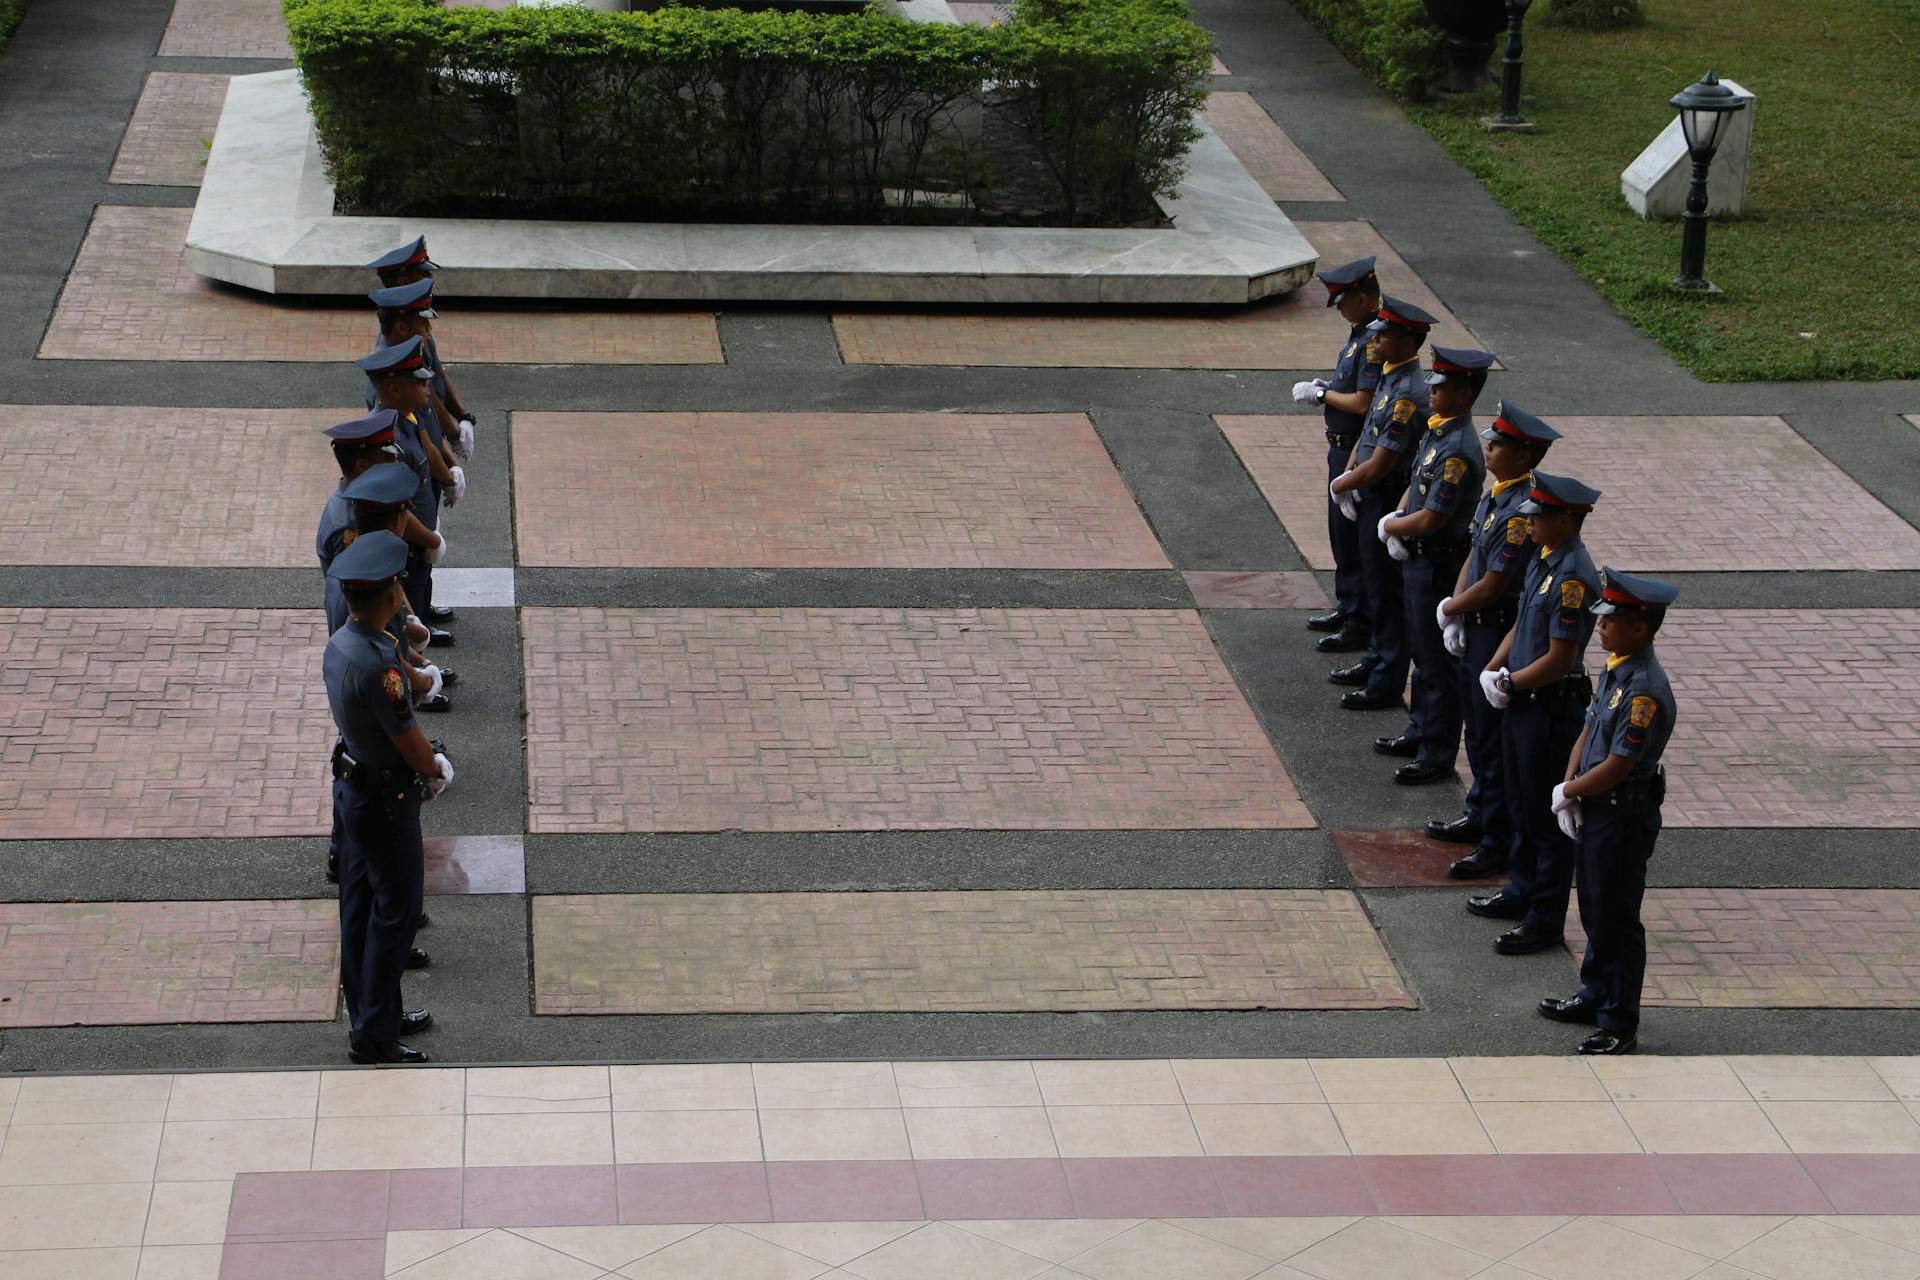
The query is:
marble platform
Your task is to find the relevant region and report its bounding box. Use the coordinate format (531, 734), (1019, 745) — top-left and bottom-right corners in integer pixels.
(184, 70), (1316, 305)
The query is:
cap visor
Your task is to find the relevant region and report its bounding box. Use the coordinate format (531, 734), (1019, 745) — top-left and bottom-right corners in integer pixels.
(420, 259), (439, 272)
(1516, 499), (1546, 514)
(418, 307), (437, 319)
(1590, 600), (1619, 615)
(1423, 371), (1448, 386)
(411, 368), (434, 379)
(1364, 318), (1388, 333)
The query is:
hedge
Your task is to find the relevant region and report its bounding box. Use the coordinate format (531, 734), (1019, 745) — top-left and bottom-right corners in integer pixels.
(1285, 0), (1446, 100)
(282, 0), (1210, 226)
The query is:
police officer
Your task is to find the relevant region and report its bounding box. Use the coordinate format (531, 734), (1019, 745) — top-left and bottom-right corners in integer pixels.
(1467, 472), (1603, 955)
(342, 464), (456, 714)
(370, 237), (479, 466)
(1537, 568), (1678, 1055)
(1431, 403), (1560, 877)
(359, 339), (454, 648)
(367, 279), (470, 504)
(1375, 345), (1492, 784)
(1292, 256), (1382, 657)
(325, 530), (452, 1065)
(1329, 297), (1436, 720)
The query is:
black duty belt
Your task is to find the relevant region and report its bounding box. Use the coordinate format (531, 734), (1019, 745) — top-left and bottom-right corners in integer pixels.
(1509, 672), (1593, 712)
(1466, 601), (1518, 630)
(330, 742), (417, 793)
(1403, 534), (1469, 560)
(1602, 766), (1667, 812)
(1325, 431), (1359, 449)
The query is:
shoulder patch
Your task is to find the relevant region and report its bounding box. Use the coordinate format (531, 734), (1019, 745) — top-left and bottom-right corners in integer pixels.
(1442, 457), (1468, 483)
(340, 529), (357, 548)
(1560, 580), (1585, 608)
(383, 668), (406, 702)
(1391, 399), (1416, 424)
(1505, 516), (1527, 545)
(1628, 695), (1657, 728)
(1364, 339), (1381, 362)
(1608, 688), (1623, 709)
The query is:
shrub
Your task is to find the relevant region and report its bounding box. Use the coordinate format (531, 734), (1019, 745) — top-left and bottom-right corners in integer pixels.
(1286, 0), (1447, 100)
(281, 0), (1209, 226)
(1545, 0), (1645, 31)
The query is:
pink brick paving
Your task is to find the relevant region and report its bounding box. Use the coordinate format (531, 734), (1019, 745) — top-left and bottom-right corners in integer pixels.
(1201, 92), (1344, 202)
(1565, 889), (1920, 1008)
(1219, 414), (1920, 572)
(108, 73), (228, 188)
(158, 0), (291, 58)
(833, 221), (1483, 369)
(522, 607), (1313, 832)
(0, 899), (338, 1027)
(532, 888), (1412, 1013)
(1182, 571), (1331, 610)
(511, 412), (1169, 570)
(0, 609), (333, 840)
(38, 206), (722, 364)
(0, 405), (347, 567)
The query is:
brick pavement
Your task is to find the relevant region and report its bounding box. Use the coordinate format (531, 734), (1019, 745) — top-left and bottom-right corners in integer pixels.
(0, 405), (345, 567)
(511, 412), (1168, 569)
(833, 221), (1480, 368)
(157, 0), (290, 58)
(1201, 92), (1343, 202)
(0, 899), (337, 1027)
(1182, 571), (1330, 609)
(38, 207), (723, 364)
(521, 607), (1312, 832)
(1331, 829), (1462, 887)
(532, 889), (1412, 1013)
(1566, 889), (1920, 1009)
(1220, 414), (1920, 572)
(0, 609), (332, 840)
(108, 73), (227, 188)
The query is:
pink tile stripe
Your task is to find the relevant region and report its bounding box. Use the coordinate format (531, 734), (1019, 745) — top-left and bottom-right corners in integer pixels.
(219, 1152), (1920, 1274)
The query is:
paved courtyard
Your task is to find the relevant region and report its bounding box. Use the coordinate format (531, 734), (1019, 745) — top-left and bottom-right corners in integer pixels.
(2, 0), (1919, 1273)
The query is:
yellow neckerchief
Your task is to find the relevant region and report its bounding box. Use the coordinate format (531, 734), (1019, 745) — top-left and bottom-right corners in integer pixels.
(1606, 652), (1631, 671)
(1539, 543), (1557, 559)
(1382, 357), (1415, 374)
(1489, 475), (1527, 496)
(1426, 414), (1459, 432)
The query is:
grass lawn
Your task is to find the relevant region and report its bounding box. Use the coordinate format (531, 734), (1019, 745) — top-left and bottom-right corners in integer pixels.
(0, 0), (25, 58)
(1408, 0), (1920, 382)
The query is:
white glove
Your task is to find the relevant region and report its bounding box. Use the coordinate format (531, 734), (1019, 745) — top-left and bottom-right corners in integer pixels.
(1436, 597), (1454, 631)
(1376, 514), (1393, 545)
(1480, 667), (1510, 709)
(445, 466), (467, 506)
(1556, 803), (1583, 841)
(457, 419), (475, 458)
(1291, 380), (1319, 404)
(424, 531), (445, 565)
(422, 664), (444, 701)
(1387, 535), (1409, 562)
(1550, 782), (1575, 815)
(1443, 619), (1467, 657)
(426, 752), (453, 800)
(1330, 481), (1359, 522)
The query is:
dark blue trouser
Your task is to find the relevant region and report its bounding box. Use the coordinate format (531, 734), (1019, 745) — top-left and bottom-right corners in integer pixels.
(1499, 696), (1585, 934)
(1575, 798), (1662, 1033)
(405, 497), (439, 620)
(1403, 548), (1467, 768)
(1327, 441), (1368, 624)
(1354, 485), (1409, 703)
(336, 777), (424, 1043)
(1458, 620), (1511, 845)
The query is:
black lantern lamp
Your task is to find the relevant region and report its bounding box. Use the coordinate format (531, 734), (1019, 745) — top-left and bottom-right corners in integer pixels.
(1670, 71), (1749, 291)
(1486, 0), (1535, 131)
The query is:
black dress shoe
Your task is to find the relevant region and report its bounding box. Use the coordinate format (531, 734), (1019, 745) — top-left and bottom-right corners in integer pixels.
(425, 628), (455, 648)
(1340, 688), (1403, 711)
(1466, 891), (1527, 920)
(406, 947), (431, 970)
(325, 854), (339, 886)
(437, 666), (459, 688)
(400, 1009), (434, 1032)
(418, 693), (452, 713)
(1578, 1029), (1638, 1055)
(348, 1040), (430, 1065)
(1306, 609), (1346, 633)
(417, 911), (431, 930)
(1494, 925), (1564, 955)
(426, 605), (455, 623)
(1447, 844), (1508, 880)
(1394, 760), (1456, 786)
(1328, 660), (1372, 687)
(1315, 624), (1372, 654)
(1538, 994), (1599, 1025)
(1373, 734), (1418, 758)
(1425, 814), (1481, 844)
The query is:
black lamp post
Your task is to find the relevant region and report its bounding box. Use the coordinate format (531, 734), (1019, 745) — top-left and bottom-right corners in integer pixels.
(1487, 0), (1535, 131)
(1670, 71), (1749, 291)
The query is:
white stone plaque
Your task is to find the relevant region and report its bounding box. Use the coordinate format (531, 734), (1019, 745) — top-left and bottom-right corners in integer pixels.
(1621, 79), (1755, 219)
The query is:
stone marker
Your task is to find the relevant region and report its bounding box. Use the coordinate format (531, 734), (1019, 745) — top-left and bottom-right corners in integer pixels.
(1622, 78), (1756, 219)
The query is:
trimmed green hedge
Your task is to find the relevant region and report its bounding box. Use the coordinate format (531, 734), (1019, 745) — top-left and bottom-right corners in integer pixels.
(283, 0), (1209, 225)
(1286, 0), (1446, 100)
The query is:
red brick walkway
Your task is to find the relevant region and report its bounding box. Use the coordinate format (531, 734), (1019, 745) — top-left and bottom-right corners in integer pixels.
(1221, 414), (1920, 572)
(39, 207), (722, 365)
(1566, 888), (1920, 1008)
(158, 0), (290, 58)
(0, 899), (338, 1027)
(834, 222), (1480, 369)
(522, 607), (1312, 833)
(1202, 92), (1343, 202)
(0, 610), (332, 840)
(512, 412), (1168, 569)
(109, 73), (228, 188)
(533, 889), (1412, 1013)
(0, 405), (345, 567)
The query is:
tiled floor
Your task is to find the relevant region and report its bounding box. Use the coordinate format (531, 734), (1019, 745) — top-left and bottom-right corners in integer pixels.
(521, 607), (1313, 833)
(0, 1060), (1915, 1279)
(1201, 92), (1344, 202)
(511, 413), (1169, 569)
(38, 207), (723, 364)
(530, 890), (1413, 1014)
(833, 222), (1481, 369)
(1219, 414), (1920, 572)
(108, 72), (227, 187)
(156, 0), (289, 58)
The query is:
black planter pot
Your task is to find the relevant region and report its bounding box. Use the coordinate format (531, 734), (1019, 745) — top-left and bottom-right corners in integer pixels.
(1422, 0), (1504, 94)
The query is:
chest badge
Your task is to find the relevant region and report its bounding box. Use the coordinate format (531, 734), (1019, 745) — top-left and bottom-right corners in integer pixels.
(1609, 688), (1623, 709)
(1483, 514), (1494, 530)
(1423, 448), (1437, 466)
(1538, 576), (1553, 596)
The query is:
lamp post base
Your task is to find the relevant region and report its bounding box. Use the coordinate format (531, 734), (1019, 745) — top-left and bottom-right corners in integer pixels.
(1671, 277), (1723, 294)
(1482, 116), (1537, 132)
